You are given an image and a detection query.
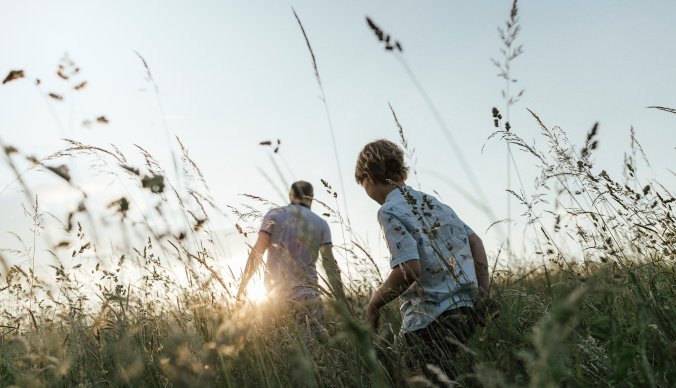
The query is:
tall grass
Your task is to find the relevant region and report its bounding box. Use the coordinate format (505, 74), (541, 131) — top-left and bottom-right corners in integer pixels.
(1, 6), (675, 388)
(1, 88), (674, 387)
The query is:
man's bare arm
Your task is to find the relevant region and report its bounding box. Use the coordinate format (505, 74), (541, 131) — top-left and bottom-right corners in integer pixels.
(469, 233), (490, 297)
(237, 232), (271, 299)
(319, 244), (346, 303)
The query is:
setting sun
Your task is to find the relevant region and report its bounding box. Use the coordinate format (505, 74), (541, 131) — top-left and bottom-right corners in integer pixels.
(245, 276), (269, 302)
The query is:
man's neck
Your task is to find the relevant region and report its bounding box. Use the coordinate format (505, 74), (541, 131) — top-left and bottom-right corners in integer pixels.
(291, 201), (311, 209)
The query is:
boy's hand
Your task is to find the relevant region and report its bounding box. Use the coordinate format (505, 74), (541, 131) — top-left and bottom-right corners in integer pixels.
(366, 302), (381, 331)
(474, 293), (499, 326)
(365, 261), (420, 331)
(366, 304), (380, 330)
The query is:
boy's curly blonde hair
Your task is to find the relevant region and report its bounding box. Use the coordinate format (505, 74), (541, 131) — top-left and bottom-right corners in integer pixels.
(354, 139), (409, 185)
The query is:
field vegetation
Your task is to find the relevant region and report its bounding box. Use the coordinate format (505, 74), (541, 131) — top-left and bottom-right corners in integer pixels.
(1, 2), (675, 387)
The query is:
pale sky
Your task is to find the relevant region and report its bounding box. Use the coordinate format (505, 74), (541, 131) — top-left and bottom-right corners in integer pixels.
(1, 0), (675, 280)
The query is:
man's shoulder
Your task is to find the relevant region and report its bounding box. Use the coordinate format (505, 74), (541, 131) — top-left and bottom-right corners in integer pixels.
(303, 207), (319, 217)
(265, 206), (289, 218)
(288, 205), (326, 226)
(309, 210), (329, 228)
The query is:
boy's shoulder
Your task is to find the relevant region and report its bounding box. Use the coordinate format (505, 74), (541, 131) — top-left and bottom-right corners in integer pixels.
(382, 186), (439, 212)
(377, 189), (413, 225)
(380, 187), (457, 219)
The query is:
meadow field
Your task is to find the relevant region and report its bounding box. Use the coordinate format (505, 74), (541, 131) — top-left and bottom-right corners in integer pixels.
(1, 97), (673, 387)
(1, 2), (675, 387)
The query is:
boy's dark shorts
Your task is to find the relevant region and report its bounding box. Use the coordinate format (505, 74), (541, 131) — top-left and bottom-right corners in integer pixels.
(399, 306), (478, 380)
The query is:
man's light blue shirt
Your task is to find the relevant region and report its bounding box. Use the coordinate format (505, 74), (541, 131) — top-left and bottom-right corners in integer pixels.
(378, 186), (478, 332)
(260, 204), (332, 300)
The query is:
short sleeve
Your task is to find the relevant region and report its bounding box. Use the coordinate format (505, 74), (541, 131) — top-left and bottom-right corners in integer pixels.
(463, 222), (475, 237)
(378, 209), (419, 268)
(320, 220), (332, 246)
(260, 210), (276, 235)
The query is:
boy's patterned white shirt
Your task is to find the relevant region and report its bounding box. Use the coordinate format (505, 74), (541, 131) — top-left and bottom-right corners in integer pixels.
(378, 186), (478, 332)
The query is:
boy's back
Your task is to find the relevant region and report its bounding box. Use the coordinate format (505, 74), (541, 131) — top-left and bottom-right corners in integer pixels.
(378, 186), (478, 332)
(355, 139), (490, 380)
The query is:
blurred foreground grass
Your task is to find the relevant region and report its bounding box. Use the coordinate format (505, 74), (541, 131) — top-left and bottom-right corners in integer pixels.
(1, 256), (674, 387)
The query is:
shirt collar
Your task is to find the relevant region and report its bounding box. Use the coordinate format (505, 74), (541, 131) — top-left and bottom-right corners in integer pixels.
(384, 185), (410, 204)
(290, 202), (310, 209)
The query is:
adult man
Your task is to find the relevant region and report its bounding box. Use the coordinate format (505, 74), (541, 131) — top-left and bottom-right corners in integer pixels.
(354, 139), (491, 380)
(237, 181), (344, 330)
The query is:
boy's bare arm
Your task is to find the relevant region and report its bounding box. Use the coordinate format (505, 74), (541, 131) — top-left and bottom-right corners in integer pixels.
(319, 244), (347, 303)
(366, 260), (421, 329)
(237, 232), (271, 299)
(469, 233), (490, 297)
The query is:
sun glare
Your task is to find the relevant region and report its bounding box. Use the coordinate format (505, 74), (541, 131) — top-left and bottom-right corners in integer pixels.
(245, 277), (269, 302)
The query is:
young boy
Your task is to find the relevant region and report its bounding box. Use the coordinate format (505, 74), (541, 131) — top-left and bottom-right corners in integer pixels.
(354, 139), (490, 379)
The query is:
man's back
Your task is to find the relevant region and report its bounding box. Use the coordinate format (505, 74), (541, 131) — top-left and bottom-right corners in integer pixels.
(260, 204), (332, 300)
